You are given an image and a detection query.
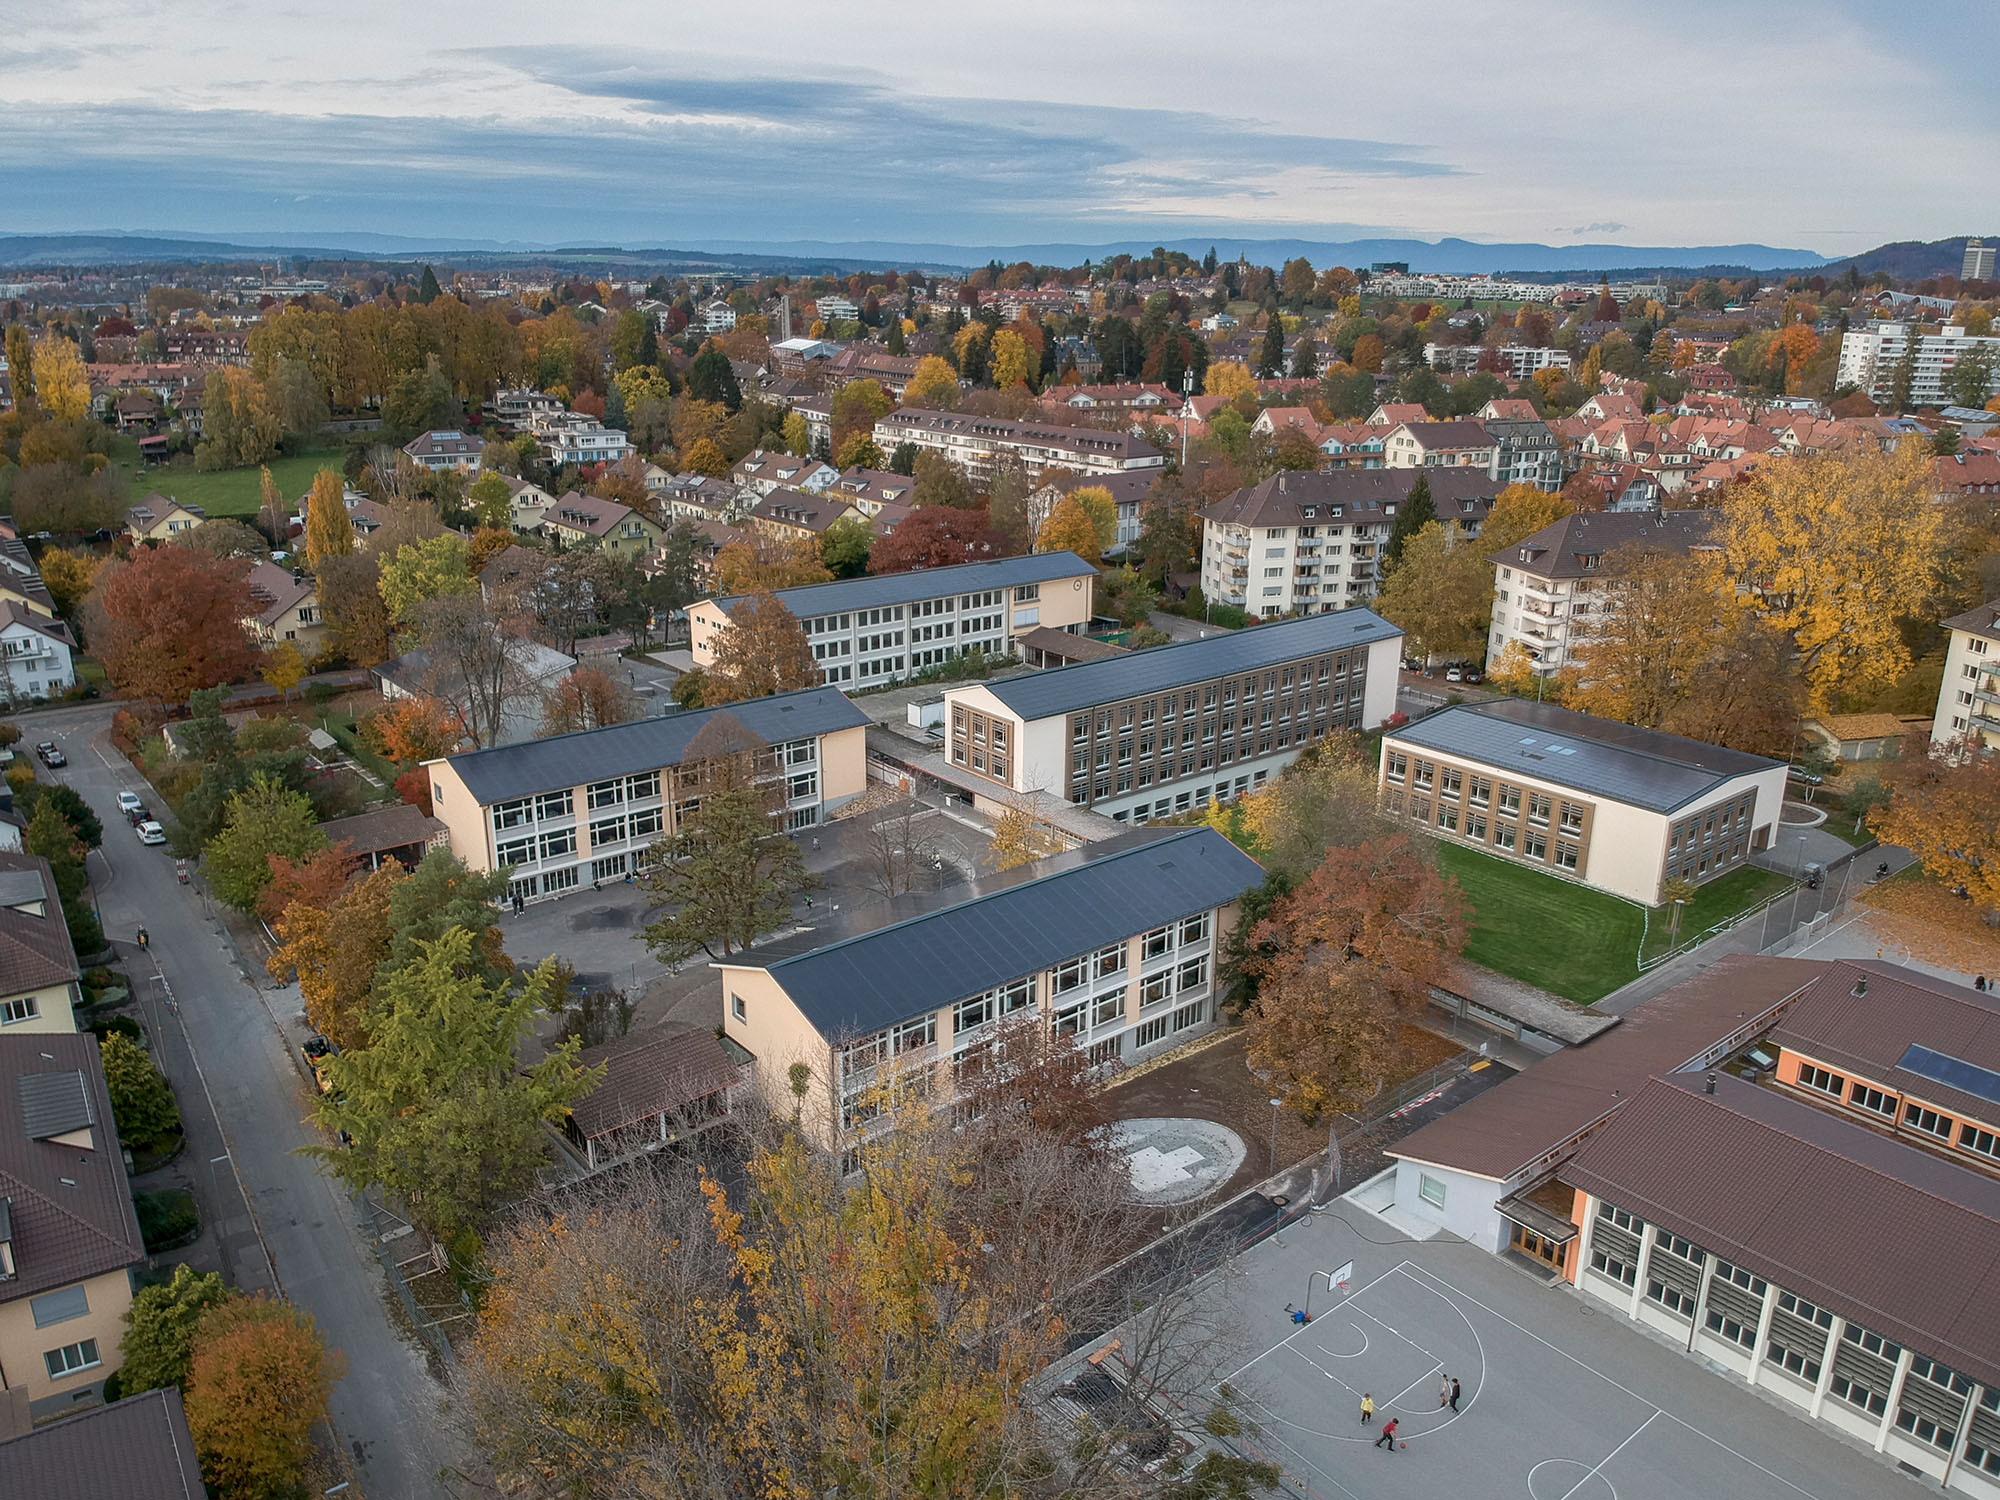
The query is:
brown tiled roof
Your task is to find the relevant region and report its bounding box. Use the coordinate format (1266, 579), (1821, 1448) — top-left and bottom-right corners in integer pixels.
(1015, 626), (1128, 663)
(1203, 468), (1502, 531)
(1812, 713), (1907, 743)
(241, 560), (314, 627)
(571, 1029), (741, 1140)
(0, 1387), (202, 1498)
(1771, 960), (2000, 1127)
(1392, 419), (1495, 448)
(0, 599), (73, 649)
(0, 1033), (146, 1304)
(0, 854), (79, 996)
(1560, 1072), (2000, 1389)
(1389, 954), (1819, 1183)
(316, 803), (447, 859)
(750, 488), (855, 534)
(544, 491), (640, 537)
(1490, 509), (1720, 576)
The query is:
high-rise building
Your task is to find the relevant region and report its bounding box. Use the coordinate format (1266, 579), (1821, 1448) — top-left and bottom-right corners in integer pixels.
(1964, 238), (1996, 283)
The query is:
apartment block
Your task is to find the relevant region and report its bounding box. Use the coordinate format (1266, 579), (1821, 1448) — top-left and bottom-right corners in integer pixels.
(1381, 420), (1501, 477)
(425, 685), (868, 902)
(688, 553), (1097, 689)
(1933, 598), (2000, 748)
(1379, 700), (1785, 906)
(872, 409), (1165, 482)
(717, 827), (1264, 1156)
(942, 608), (1404, 825)
(1837, 323), (2000, 410)
(1202, 468), (1504, 616)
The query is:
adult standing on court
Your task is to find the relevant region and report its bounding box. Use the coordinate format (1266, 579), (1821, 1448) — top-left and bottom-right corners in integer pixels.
(1451, 1376), (1462, 1411)
(1374, 1418), (1399, 1452)
(1440, 1373), (1451, 1408)
(1360, 1393), (1375, 1425)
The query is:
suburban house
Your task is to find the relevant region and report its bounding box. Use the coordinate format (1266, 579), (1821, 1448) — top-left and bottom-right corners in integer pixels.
(730, 450), (840, 501)
(1379, 699), (1786, 905)
(424, 685), (869, 901)
(528, 413), (634, 468)
(689, 553), (1098, 691)
(1026, 468), (1161, 552)
(717, 827), (1265, 1158)
(0, 1033), (148, 1421)
(500, 475), (559, 532)
(0, 855), (83, 1035)
(943, 607), (1404, 824)
(1382, 420), (1502, 476)
(0, 1385), (203, 1487)
(1486, 509), (1722, 677)
(316, 803), (449, 872)
(872, 410), (1165, 482)
(488, 388), (564, 426)
(1933, 598), (2000, 749)
(697, 300), (737, 334)
(747, 488), (858, 545)
(0, 532), (57, 620)
(402, 430), (486, 473)
(122, 496), (205, 544)
(538, 493), (665, 558)
(827, 468), (917, 517)
(0, 608), (76, 702)
(1475, 401), (1565, 490)
(240, 561), (325, 658)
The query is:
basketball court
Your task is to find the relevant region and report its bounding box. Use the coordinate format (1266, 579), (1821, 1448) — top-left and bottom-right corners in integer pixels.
(1196, 1206), (1924, 1500)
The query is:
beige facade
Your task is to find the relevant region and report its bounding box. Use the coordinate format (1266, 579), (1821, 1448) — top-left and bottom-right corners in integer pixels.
(0, 979), (79, 1035)
(0, 1267), (133, 1418)
(1933, 600), (2000, 749)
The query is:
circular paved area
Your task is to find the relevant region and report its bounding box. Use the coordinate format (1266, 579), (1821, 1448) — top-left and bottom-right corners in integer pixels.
(1106, 1117), (1247, 1204)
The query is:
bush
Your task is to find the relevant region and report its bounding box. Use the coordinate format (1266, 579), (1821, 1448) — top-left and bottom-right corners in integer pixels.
(132, 1189), (199, 1252)
(101, 1031), (182, 1154)
(89, 1014), (144, 1045)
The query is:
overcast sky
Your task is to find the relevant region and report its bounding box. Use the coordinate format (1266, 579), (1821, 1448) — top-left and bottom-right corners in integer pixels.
(4, 0), (1995, 255)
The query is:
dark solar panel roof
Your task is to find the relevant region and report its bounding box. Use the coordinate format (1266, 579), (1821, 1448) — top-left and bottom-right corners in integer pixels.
(975, 608), (1402, 723)
(730, 827), (1265, 1039)
(1900, 1044), (2000, 1108)
(18, 1069), (93, 1141)
(712, 552), (1095, 619)
(1388, 699), (1777, 814)
(439, 686), (868, 806)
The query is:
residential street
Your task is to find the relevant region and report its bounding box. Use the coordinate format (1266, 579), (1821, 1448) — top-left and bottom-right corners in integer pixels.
(31, 703), (457, 1500)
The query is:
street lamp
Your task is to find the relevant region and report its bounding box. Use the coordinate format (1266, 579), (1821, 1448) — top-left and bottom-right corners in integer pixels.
(1269, 1097), (1283, 1175)
(1668, 896), (1687, 947)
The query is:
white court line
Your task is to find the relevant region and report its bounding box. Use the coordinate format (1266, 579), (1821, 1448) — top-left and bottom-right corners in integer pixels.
(1385, 1359), (1443, 1412)
(1219, 1258), (1410, 1385)
(1558, 1411), (1655, 1500)
(1398, 1262), (1834, 1500)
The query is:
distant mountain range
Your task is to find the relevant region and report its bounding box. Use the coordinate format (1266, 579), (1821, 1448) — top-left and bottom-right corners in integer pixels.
(5, 229), (1982, 279)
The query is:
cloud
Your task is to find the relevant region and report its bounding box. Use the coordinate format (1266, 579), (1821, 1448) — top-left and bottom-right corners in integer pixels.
(1560, 222), (1628, 236)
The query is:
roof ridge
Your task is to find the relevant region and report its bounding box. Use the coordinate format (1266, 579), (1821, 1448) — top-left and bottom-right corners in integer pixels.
(435, 682), (852, 768)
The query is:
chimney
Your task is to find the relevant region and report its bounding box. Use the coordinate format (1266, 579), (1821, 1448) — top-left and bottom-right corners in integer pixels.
(1705, 1070), (1717, 1095)
(1854, 978), (1868, 997)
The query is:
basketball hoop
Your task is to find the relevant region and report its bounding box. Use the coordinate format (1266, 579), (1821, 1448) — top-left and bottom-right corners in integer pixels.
(1301, 1261), (1356, 1321)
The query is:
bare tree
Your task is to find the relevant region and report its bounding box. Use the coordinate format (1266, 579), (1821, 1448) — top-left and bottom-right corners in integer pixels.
(415, 592), (545, 749)
(864, 797), (949, 897)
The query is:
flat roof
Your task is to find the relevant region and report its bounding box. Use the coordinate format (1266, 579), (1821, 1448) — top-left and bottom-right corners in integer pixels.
(723, 827), (1264, 1040)
(1390, 954), (1820, 1183)
(707, 551), (1094, 620)
(972, 608), (1402, 724)
(1386, 700), (1778, 815)
(435, 686), (867, 807)
(1562, 1072), (2000, 1390)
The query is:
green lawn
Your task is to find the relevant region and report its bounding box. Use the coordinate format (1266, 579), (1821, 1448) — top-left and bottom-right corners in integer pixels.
(1640, 864), (1794, 961)
(113, 439), (347, 519)
(1434, 842), (1648, 1004)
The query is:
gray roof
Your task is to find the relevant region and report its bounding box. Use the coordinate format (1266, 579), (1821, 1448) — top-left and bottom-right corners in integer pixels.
(318, 802), (447, 858)
(709, 552), (1095, 621)
(1386, 700), (1777, 815)
(0, 1388), (204, 1500)
(975, 608), (1403, 723)
(1489, 509), (1720, 577)
(18, 1070), (93, 1141)
(437, 685), (868, 806)
(730, 827), (1265, 1039)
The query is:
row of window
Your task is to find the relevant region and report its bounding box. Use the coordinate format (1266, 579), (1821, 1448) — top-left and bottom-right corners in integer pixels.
(1068, 658), (1361, 743)
(1793, 1060), (2000, 1166)
(493, 772), (663, 832)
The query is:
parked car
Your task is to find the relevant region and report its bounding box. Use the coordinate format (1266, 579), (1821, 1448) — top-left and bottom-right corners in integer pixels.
(35, 742), (64, 768)
(1461, 668), (1485, 685)
(127, 805), (152, 826)
(1445, 666), (1464, 683)
(135, 820), (167, 846)
(1787, 766), (1824, 786)
(116, 791), (143, 816)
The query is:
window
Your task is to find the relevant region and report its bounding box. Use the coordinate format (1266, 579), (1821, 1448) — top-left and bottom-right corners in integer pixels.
(1141, 969), (1175, 1009)
(1, 995), (38, 1024)
(1527, 793), (1551, 825)
(589, 815), (627, 847)
(1468, 776), (1490, 807)
(1658, 1233), (1704, 1266)
(1598, 1202), (1645, 1233)
(1559, 805), (1583, 833)
(497, 835), (536, 867)
(30, 1285), (89, 1328)
(1828, 1374), (1887, 1418)
(1713, 1259), (1766, 1294)
(1497, 786), (1521, 815)
(1706, 1309), (1758, 1348)
(587, 779), (624, 809)
(1177, 956), (1209, 994)
(539, 828), (575, 860)
(1896, 1411), (1956, 1450)
(1797, 1062), (1846, 1097)
(1591, 1249), (1637, 1287)
(1778, 1290), (1835, 1328)
(1134, 1016), (1169, 1049)
(535, 789), (573, 821)
(629, 807), (663, 840)
(1440, 767), (1462, 799)
(492, 797), (532, 830)
(1143, 926), (1172, 959)
(627, 771), (660, 800)
(1647, 1280), (1697, 1316)
(1418, 1173), (1447, 1208)
(730, 993), (746, 1022)
(1465, 815), (1487, 841)
(43, 1339), (100, 1379)
(1904, 1103), (1951, 1139)
(1555, 843), (1579, 870)
(1171, 999), (1208, 1033)
(1524, 833), (1547, 860)
(1849, 1083), (1896, 1118)
(1961, 1122), (2000, 1161)
(541, 866), (578, 895)
(1179, 913), (1209, 947)
(1494, 826), (1517, 851)
(1053, 957), (1089, 995)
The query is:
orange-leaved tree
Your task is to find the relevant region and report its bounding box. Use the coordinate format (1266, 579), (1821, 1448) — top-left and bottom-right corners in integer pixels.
(254, 841), (357, 927)
(1867, 736), (2000, 911)
(183, 1296), (343, 1500)
(364, 694), (462, 766)
(85, 545), (261, 706)
(266, 862), (401, 1050)
(1034, 497), (1103, 565)
(706, 592), (818, 705)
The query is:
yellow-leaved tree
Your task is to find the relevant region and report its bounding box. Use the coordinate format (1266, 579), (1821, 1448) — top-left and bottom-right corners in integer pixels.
(902, 355), (960, 411)
(1205, 361), (1256, 403)
(989, 328), (1029, 390)
(303, 466), (353, 568)
(1034, 497), (1103, 565)
(32, 337), (92, 422)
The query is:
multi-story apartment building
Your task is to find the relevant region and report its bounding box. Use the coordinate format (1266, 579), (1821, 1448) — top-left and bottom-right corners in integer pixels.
(697, 300), (738, 334)
(813, 295), (859, 324)
(1837, 323), (2000, 410)
(718, 827), (1265, 1155)
(1486, 510), (1721, 676)
(1933, 597), (2000, 748)
(872, 410), (1165, 483)
(424, 686), (868, 901)
(0, 607), (75, 702)
(1379, 699), (1785, 905)
(942, 608), (1404, 824)
(402, 430), (486, 473)
(1424, 344), (1573, 381)
(1201, 469), (1504, 616)
(1476, 400), (1565, 490)
(1382, 420), (1501, 477)
(688, 553), (1097, 690)
(1965, 239), (1996, 283)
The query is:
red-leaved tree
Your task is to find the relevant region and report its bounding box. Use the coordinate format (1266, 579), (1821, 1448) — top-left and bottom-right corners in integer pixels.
(86, 547), (260, 706)
(867, 507), (1008, 574)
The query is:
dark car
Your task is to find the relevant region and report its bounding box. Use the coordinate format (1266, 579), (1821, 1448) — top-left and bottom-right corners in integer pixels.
(1461, 668), (1485, 684)
(35, 742), (64, 768)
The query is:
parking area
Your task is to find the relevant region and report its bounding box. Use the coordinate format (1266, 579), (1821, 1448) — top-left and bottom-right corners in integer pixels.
(1193, 1208), (1922, 1500)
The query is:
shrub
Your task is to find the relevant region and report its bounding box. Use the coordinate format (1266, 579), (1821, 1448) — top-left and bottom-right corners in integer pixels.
(133, 1189), (200, 1251)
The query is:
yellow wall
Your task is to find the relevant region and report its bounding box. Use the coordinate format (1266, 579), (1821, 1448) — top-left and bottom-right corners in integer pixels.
(0, 1267), (134, 1415)
(688, 602), (731, 667)
(0, 981), (78, 1035)
(423, 758), (496, 873)
(1023, 571), (1095, 634)
(821, 725), (868, 808)
(719, 966), (843, 1145)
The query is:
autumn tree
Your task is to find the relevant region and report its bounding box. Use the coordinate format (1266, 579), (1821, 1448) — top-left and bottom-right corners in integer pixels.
(31, 336), (91, 422)
(986, 799), (1065, 871)
(902, 354), (961, 410)
(261, 641), (307, 700)
(267, 863), (398, 1050)
(1236, 737), (1393, 879)
(1722, 444), (1944, 712)
(85, 546), (260, 706)
(1035, 496), (1103, 564)
(184, 1298), (343, 1500)
(1868, 738), (2000, 910)
(413, 592), (543, 749)
(990, 327), (1030, 390)
(101, 1031), (182, 1155)
(254, 841), (357, 926)
(1375, 520), (1492, 663)
(378, 532), (476, 628)
(541, 665), (639, 735)
(1205, 361), (1256, 404)
(868, 506), (1000, 573)
(713, 532), (832, 594)
(383, 847), (513, 981)
(37, 546), (100, 618)
(831, 377), (893, 454)
(1480, 483), (1573, 557)
(310, 929), (598, 1245)
(173, 518), (271, 562)
(706, 591), (819, 704)
(640, 716), (816, 962)
(835, 432), (885, 470)
(302, 465), (353, 567)
(468, 469), (513, 528)
(119, 1265), (231, 1395)
(1242, 835), (1468, 1119)
(364, 693), (462, 765)
(205, 773), (327, 911)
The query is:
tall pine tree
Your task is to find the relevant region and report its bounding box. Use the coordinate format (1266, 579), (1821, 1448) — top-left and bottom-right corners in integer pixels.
(1258, 314), (1286, 378)
(1383, 472), (1435, 569)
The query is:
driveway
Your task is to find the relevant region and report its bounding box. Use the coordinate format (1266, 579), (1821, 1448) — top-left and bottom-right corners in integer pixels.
(42, 710), (458, 1500)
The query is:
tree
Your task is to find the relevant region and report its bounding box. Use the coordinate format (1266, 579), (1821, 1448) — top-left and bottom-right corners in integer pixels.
(468, 470), (513, 529)
(254, 840), (357, 926)
(986, 800), (1064, 871)
(640, 716), (817, 962)
(682, 436), (729, 476)
(310, 929), (597, 1244)
(910, 449), (972, 508)
(365, 693), (462, 765)
(835, 432), (885, 470)
(1035, 496), (1103, 565)
(1951, 343), (1998, 410)
(1721, 444), (1944, 713)
(261, 641), (307, 699)
(383, 847), (511, 980)
(197, 368), (284, 468)
(270, 860), (397, 1051)
(413, 592), (542, 749)
(707, 591), (819, 704)
(25, 782), (102, 848)
(1235, 739), (1393, 880)
(1205, 361), (1256, 404)
(540, 666), (638, 735)
(1098, 564), (1161, 626)
(820, 513), (872, 577)
(1868, 738), (2000, 911)
(1242, 835), (1468, 1119)
(1382, 473), (1434, 568)
(101, 1031), (181, 1155)
(84, 546), (260, 705)
(902, 354), (961, 410)
(1257, 316), (1285, 378)
(1351, 333), (1385, 373)
(184, 1297), (343, 1500)
(1480, 483), (1572, 556)
(23, 800), (98, 954)
(172, 518), (271, 562)
(417, 264), (443, 303)
(38, 547), (100, 618)
(378, 533), (475, 627)
(714, 532), (832, 593)
(780, 410), (811, 456)
(1375, 520), (1492, 663)
(31, 337), (91, 422)
(990, 328), (1030, 390)
(4, 325), (35, 419)
(687, 347), (743, 411)
(1289, 334), (1320, 379)
(9, 463), (128, 537)
(119, 1265), (231, 1395)
(1068, 485), (1119, 555)
(864, 797), (948, 896)
(867, 506), (999, 573)
(205, 773), (327, 911)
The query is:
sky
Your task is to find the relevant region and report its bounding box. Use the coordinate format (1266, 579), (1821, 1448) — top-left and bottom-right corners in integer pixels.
(3, 0), (1996, 257)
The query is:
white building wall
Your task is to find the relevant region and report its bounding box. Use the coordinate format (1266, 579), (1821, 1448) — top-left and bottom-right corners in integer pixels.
(1934, 626), (2000, 749)
(1391, 1159), (1509, 1251)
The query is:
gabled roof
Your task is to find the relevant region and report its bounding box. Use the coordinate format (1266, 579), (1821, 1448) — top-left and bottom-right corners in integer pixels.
(1388, 419), (1496, 449)
(1203, 468), (1502, 530)
(543, 491), (644, 537)
(316, 803), (447, 859)
(0, 854), (79, 996)
(726, 827), (1264, 1039)
(571, 1029), (742, 1140)
(0, 1033), (146, 1303)
(0, 1387), (203, 1500)
(241, 560), (314, 625)
(1942, 596), (2000, 645)
(749, 488), (855, 534)
(1489, 509), (1720, 576)
(0, 600), (73, 648)
(403, 429), (483, 460)
(706, 552), (1095, 621)
(972, 608), (1402, 724)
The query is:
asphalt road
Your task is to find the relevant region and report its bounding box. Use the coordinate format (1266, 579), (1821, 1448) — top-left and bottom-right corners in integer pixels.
(34, 704), (455, 1500)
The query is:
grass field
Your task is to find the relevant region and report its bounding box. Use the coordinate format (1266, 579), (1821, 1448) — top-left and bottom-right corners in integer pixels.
(107, 436), (347, 519)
